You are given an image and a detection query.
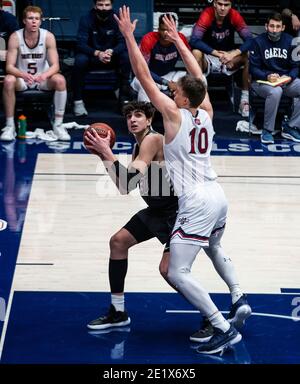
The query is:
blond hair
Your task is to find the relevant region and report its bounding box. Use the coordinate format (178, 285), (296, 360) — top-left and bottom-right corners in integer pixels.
(23, 6), (43, 20)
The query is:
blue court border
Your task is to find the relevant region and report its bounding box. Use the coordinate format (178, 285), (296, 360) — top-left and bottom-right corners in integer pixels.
(1, 136), (300, 364)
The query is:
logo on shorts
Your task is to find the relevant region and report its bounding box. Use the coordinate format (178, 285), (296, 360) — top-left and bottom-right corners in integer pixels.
(178, 216), (189, 225)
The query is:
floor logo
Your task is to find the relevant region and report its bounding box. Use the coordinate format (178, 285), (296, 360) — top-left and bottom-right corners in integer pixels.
(0, 219), (8, 231)
(291, 297), (300, 321)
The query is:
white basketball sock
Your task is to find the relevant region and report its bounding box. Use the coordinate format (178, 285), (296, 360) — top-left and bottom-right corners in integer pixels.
(111, 294), (125, 312)
(230, 284), (243, 304)
(54, 90), (67, 120)
(74, 100), (84, 105)
(54, 117), (63, 127)
(6, 117), (15, 128)
(209, 311), (230, 332)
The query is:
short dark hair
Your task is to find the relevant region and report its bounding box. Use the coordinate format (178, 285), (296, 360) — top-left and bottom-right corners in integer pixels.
(214, 0), (233, 4)
(94, 0), (113, 3)
(122, 101), (156, 119)
(158, 13), (176, 28)
(177, 75), (206, 108)
(267, 12), (283, 24)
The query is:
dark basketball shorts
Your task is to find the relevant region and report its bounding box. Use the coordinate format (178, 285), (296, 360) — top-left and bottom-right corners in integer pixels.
(123, 207), (177, 253)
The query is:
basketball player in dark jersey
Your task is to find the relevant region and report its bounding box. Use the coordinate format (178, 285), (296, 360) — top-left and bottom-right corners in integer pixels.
(84, 101), (178, 329)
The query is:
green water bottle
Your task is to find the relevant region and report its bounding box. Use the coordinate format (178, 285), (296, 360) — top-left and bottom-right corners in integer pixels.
(18, 115), (27, 139)
(18, 140), (27, 163)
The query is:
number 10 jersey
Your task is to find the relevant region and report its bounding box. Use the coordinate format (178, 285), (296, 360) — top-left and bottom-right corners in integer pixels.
(163, 108), (217, 197)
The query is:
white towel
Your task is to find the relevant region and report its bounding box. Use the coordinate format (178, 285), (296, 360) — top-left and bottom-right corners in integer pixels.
(236, 120), (262, 135)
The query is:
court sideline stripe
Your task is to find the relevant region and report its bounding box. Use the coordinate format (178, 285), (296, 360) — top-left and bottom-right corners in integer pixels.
(33, 173), (300, 178)
(166, 309), (300, 321)
(0, 290), (15, 361)
(16, 263), (54, 266)
(34, 173), (107, 176)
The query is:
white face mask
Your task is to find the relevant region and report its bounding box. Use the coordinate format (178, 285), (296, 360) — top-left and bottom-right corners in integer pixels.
(268, 31), (282, 42)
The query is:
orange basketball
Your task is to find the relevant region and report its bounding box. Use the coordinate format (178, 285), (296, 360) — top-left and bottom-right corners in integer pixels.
(83, 122), (116, 151)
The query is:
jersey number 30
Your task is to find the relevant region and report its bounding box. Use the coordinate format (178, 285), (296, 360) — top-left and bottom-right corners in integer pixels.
(189, 127), (208, 154)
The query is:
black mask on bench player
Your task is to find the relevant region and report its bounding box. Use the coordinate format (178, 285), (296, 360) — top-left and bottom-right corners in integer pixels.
(96, 9), (113, 20)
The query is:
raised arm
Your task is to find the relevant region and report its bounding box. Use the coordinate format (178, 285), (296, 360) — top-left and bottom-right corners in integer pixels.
(114, 6), (181, 142)
(162, 15), (203, 79)
(162, 15), (213, 119)
(162, 14), (213, 119)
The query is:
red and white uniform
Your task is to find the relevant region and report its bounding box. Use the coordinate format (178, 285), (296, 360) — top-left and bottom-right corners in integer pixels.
(164, 108), (227, 247)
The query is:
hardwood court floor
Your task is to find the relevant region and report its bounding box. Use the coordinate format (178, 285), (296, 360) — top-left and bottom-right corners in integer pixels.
(1, 144), (300, 365)
(12, 154), (300, 294)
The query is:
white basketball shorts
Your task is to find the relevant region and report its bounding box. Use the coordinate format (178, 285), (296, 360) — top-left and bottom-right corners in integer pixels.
(204, 54), (238, 77)
(170, 181), (228, 247)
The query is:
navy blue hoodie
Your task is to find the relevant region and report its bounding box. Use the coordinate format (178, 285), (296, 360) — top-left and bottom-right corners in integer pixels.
(76, 9), (126, 57)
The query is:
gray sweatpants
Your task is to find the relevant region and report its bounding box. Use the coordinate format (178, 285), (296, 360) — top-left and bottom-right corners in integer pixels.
(251, 78), (300, 132)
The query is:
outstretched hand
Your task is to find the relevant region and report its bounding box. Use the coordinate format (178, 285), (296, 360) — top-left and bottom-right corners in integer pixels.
(162, 14), (179, 43)
(114, 5), (138, 37)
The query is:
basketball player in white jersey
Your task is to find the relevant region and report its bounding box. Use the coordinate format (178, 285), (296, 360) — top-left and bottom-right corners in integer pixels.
(115, 7), (251, 354)
(0, 6), (69, 141)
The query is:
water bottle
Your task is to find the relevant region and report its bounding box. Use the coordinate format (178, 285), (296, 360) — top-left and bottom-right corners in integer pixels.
(17, 115), (27, 139)
(18, 140), (27, 164)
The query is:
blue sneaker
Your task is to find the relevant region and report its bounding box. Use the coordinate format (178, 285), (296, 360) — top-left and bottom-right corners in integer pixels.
(227, 294), (252, 329)
(196, 324), (242, 355)
(261, 129), (274, 144)
(281, 125), (300, 142)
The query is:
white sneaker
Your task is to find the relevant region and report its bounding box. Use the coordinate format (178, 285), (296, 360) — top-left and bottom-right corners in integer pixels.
(236, 120), (262, 135)
(73, 102), (88, 116)
(1, 141), (15, 157)
(249, 123), (262, 135)
(0, 126), (16, 141)
(53, 124), (71, 141)
(238, 100), (249, 118)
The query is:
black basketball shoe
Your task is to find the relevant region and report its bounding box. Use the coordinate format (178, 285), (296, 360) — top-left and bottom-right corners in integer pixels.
(227, 294), (252, 329)
(197, 325), (242, 355)
(87, 304), (131, 330)
(190, 317), (214, 343)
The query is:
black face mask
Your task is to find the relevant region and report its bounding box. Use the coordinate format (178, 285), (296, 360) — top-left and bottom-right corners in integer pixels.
(96, 9), (113, 20)
(267, 31), (282, 42)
